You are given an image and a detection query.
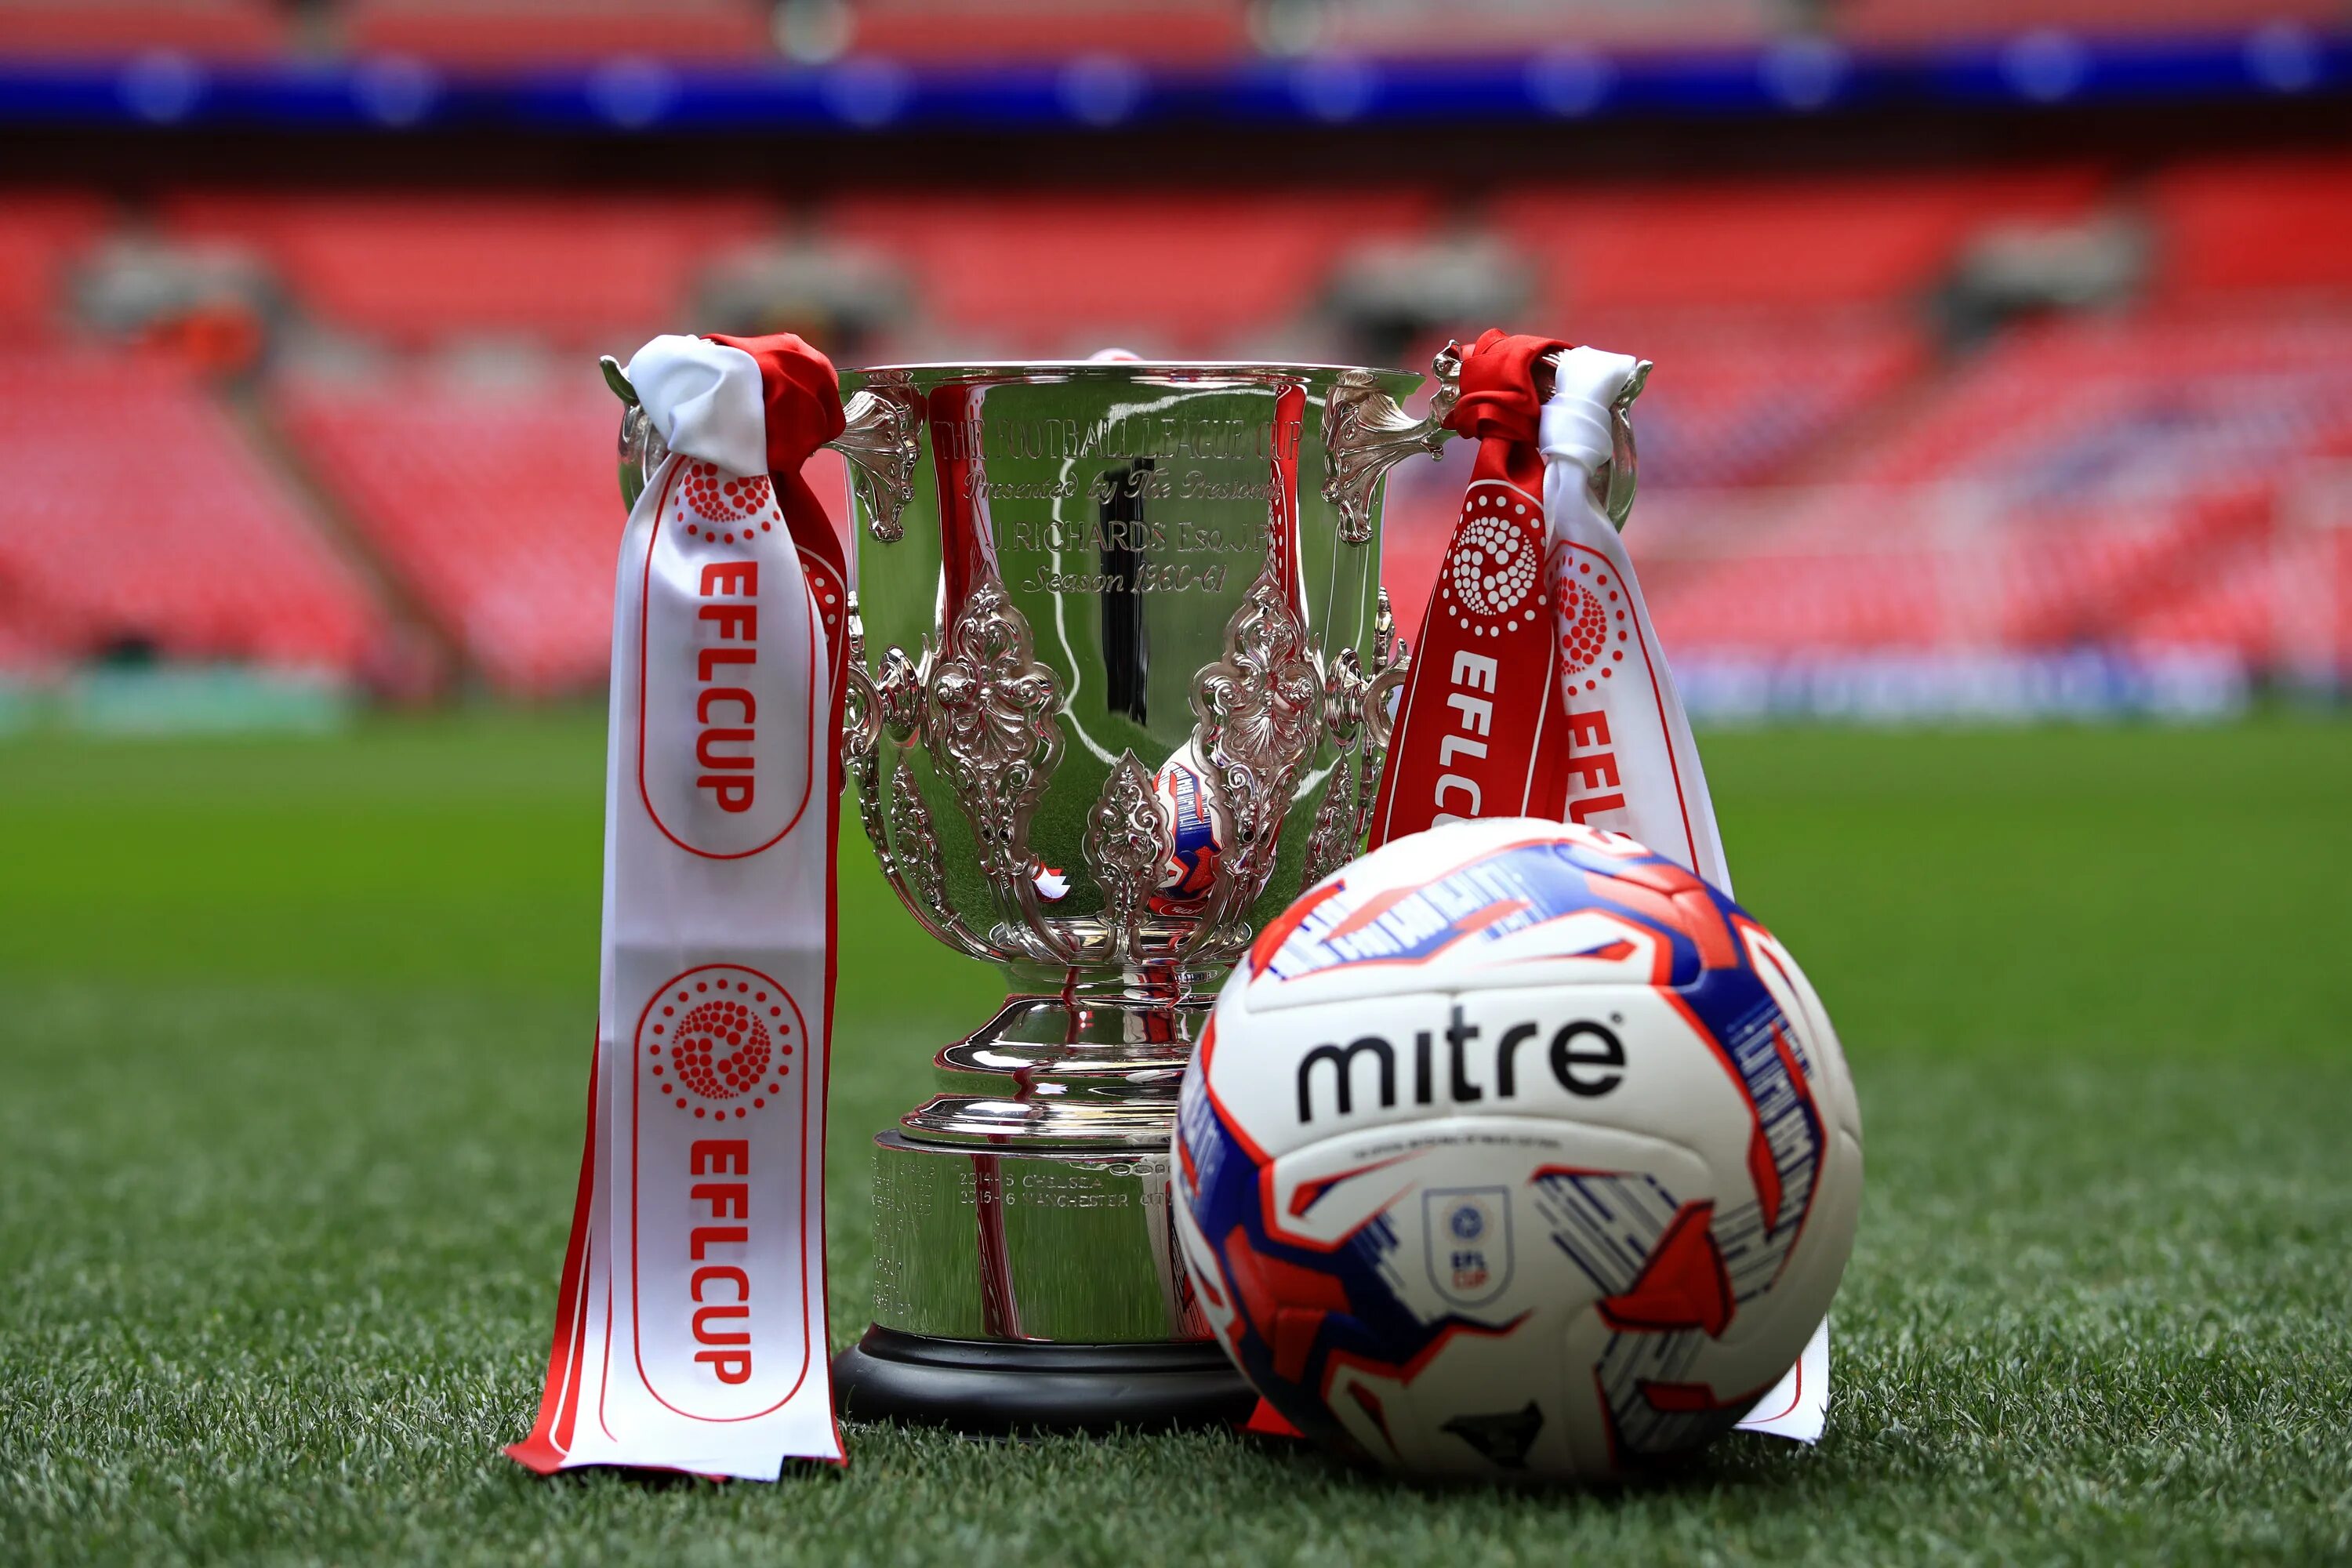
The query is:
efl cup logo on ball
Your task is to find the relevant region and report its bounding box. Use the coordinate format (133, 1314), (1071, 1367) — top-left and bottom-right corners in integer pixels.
(1171, 818), (1864, 1480)
(1425, 1186), (1512, 1308)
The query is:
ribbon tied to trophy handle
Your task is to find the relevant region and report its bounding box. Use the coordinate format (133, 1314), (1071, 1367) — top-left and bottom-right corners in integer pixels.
(612, 342), (1646, 551)
(604, 350), (924, 543)
(1319, 339), (1650, 543)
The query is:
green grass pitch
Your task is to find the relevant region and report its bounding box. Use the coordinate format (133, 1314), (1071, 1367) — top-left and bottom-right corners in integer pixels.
(2, 713), (2349, 1564)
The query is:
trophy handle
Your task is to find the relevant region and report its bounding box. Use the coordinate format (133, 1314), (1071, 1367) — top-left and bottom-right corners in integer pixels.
(824, 373), (923, 544)
(1594, 359), (1651, 532)
(1321, 339), (1462, 546)
(601, 353), (924, 539)
(1360, 586), (1410, 753)
(603, 354), (668, 513)
(1321, 343), (1652, 537)
(1299, 587), (1410, 889)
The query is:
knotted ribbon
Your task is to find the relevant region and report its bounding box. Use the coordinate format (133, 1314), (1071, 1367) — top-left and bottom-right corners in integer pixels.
(1367, 326), (1818, 1439)
(507, 332), (851, 1479)
(1369, 329), (1577, 845)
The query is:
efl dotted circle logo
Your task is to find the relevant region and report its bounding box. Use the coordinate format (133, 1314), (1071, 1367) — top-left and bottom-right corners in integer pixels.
(1551, 550), (1635, 692)
(674, 460), (779, 544)
(1437, 485), (1545, 639)
(637, 965), (803, 1120)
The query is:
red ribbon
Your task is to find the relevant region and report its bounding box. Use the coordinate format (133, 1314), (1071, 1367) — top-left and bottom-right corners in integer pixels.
(703, 332), (852, 625)
(1369, 329), (1577, 848)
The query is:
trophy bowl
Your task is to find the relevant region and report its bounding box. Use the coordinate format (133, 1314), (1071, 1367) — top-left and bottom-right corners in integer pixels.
(631, 355), (1463, 1429)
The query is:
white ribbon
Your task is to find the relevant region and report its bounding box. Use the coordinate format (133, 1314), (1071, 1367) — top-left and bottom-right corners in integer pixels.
(510, 337), (844, 1477)
(1540, 346), (1829, 1443)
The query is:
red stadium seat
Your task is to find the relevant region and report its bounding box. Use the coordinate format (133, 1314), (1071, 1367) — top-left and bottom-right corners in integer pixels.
(1610, 299), (2352, 663)
(848, 0), (1248, 63)
(1838, 305), (2352, 489)
(276, 370), (851, 695)
(1578, 310), (1927, 488)
(1493, 169), (2104, 316)
(1835, 0), (2345, 45)
(274, 371), (625, 695)
(341, 0), (771, 64)
(826, 189), (1437, 358)
(0, 192), (109, 341)
(0, 0), (282, 57)
(163, 193), (777, 348)
(2151, 153), (2352, 302)
(0, 346), (383, 672)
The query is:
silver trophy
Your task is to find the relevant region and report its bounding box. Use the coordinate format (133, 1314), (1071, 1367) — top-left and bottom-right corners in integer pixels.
(608, 350), (1546, 1429)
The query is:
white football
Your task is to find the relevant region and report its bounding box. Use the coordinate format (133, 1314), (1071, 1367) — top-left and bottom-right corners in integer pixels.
(1171, 817), (1863, 1480)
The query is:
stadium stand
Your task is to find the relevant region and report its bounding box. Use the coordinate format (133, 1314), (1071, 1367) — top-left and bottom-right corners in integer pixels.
(1619, 305), (2352, 665)
(1831, 0), (2347, 46)
(274, 370), (852, 695)
(2148, 152), (2352, 302)
(2, 143), (2349, 696)
(0, 192), (108, 343)
(1573, 312), (1926, 488)
(844, 0), (1250, 63)
(0, 0), (281, 57)
(1, 0), (2345, 63)
(826, 189), (1438, 358)
(274, 371), (626, 695)
(1492, 169), (2107, 318)
(0, 345), (383, 673)
(162, 194), (779, 350)
(339, 0), (771, 63)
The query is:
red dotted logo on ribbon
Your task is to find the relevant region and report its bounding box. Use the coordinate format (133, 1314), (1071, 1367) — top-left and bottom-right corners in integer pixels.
(1552, 550), (1635, 694)
(673, 460), (779, 545)
(1436, 483), (1546, 641)
(637, 965), (802, 1121)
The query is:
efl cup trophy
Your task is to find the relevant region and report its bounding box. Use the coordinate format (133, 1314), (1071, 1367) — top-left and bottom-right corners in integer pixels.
(615, 351), (1486, 1429)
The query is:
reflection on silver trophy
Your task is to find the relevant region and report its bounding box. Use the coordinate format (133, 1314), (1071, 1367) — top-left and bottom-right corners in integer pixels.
(612, 347), (1635, 1428)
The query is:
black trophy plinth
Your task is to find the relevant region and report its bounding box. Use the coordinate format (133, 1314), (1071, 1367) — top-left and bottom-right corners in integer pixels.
(831, 1327), (1257, 1435)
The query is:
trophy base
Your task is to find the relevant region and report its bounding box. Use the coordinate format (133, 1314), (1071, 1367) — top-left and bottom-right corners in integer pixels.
(844, 999), (1248, 1432)
(831, 1327), (1254, 1434)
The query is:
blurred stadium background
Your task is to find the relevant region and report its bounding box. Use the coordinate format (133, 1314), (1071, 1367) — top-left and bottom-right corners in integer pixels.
(3, 0), (2349, 729)
(6, 8), (2352, 1562)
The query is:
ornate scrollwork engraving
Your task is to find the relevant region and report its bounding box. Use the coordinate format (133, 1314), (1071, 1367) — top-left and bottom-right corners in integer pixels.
(873, 643), (922, 742)
(842, 595), (995, 961)
(829, 371), (922, 543)
(1300, 646), (1374, 890)
(1358, 588), (1410, 840)
(884, 755), (989, 956)
(1083, 751), (1170, 965)
(1322, 646), (1367, 749)
(841, 597), (888, 858)
(1322, 340), (1462, 546)
(1186, 566), (1323, 954)
(1299, 753), (1360, 893)
(1361, 586), (1409, 753)
(926, 572), (1068, 957)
